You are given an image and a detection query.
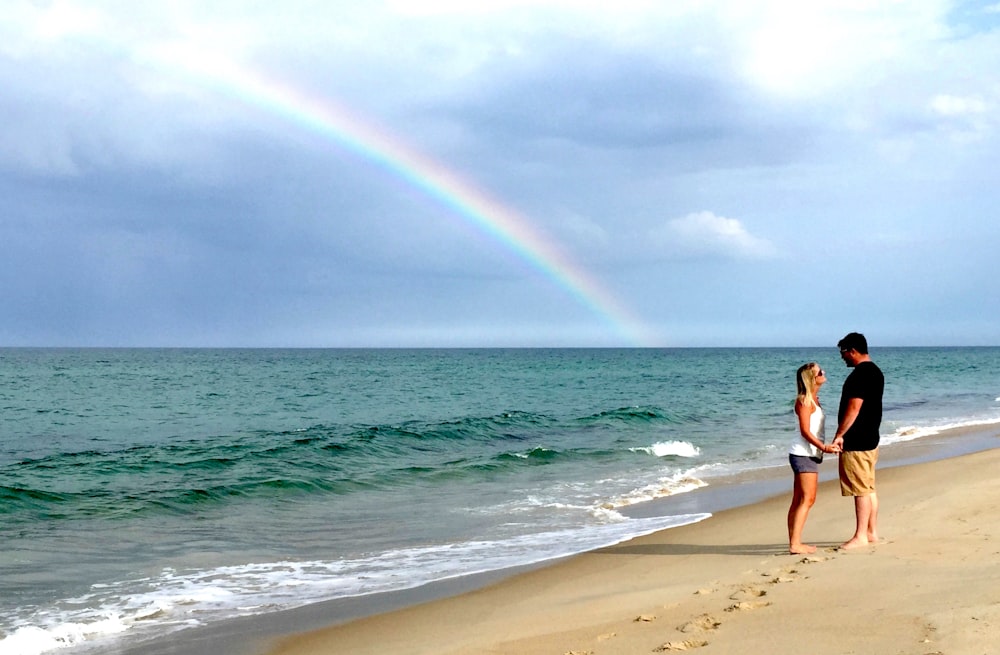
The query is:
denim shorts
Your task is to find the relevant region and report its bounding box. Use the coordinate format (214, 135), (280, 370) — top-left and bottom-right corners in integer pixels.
(789, 454), (822, 474)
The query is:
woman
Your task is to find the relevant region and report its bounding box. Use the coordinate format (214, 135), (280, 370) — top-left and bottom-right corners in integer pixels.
(787, 362), (838, 554)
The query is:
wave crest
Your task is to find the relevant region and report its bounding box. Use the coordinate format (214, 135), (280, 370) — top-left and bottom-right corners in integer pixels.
(630, 441), (701, 458)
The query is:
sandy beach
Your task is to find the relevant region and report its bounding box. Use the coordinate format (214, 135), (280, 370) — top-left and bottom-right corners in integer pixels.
(262, 433), (1000, 655)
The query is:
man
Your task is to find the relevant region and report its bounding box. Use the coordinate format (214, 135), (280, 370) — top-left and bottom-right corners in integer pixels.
(831, 332), (884, 550)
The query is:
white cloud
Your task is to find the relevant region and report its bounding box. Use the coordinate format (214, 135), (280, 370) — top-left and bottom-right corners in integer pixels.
(33, 1), (104, 41)
(929, 93), (996, 142)
(653, 211), (778, 259)
(710, 0), (948, 99)
(930, 94), (989, 116)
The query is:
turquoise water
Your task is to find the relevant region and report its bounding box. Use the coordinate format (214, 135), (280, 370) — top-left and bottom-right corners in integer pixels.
(2, 347), (998, 654)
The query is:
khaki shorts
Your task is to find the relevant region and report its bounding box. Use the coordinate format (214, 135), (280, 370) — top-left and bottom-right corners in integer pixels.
(839, 448), (878, 496)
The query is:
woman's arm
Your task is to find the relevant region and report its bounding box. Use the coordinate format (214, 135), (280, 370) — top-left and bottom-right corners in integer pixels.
(795, 399), (828, 451)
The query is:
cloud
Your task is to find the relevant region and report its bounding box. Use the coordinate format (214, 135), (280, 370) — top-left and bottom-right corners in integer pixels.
(651, 211), (778, 260)
(1, 0), (999, 346)
(930, 94), (989, 117)
(927, 92), (996, 142)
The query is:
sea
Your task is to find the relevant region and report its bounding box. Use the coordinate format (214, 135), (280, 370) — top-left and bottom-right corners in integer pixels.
(2, 347), (999, 655)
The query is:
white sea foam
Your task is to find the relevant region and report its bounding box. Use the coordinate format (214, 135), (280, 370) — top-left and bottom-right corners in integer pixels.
(882, 415), (1000, 445)
(600, 468), (710, 510)
(0, 513), (710, 655)
(0, 614), (129, 655)
(512, 447), (556, 458)
(477, 463), (711, 522)
(630, 440), (701, 458)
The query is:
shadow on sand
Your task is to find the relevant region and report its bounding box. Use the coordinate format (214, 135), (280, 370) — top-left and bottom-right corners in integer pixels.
(593, 542), (841, 557)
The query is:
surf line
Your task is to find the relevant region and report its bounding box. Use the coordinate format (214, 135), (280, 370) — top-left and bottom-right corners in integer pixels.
(152, 50), (657, 345)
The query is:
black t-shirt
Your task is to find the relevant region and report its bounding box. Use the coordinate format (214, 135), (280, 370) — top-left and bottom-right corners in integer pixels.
(838, 360), (884, 451)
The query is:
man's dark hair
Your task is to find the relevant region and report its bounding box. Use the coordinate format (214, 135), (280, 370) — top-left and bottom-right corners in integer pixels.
(838, 332), (869, 354)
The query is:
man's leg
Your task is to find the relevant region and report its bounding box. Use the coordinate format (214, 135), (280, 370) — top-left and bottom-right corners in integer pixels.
(867, 491), (879, 543)
(841, 494), (872, 550)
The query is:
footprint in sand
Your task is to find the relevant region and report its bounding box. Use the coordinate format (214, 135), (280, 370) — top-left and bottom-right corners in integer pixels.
(768, 568), (799, 583)
(725, 600), (772, 612)
(635, 614), (657, 623)
(729, 586), (767, 601)
(677, 614), (721, 633)
(800, 555), (828, 564)
(654, 639), (709, 651)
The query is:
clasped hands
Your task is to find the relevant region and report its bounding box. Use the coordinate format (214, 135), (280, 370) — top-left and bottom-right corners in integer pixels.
(822, 438), (844, 454)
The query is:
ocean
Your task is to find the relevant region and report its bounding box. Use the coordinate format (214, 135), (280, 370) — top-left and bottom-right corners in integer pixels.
(2, 347), (999, 655)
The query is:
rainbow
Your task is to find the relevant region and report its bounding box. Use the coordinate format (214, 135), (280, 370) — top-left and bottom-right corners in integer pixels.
(150, 48), (658, 345)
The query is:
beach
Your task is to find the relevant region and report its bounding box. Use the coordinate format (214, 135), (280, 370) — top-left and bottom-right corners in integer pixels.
(4, 348), (999, 655)
(262, 433), (1000, 655)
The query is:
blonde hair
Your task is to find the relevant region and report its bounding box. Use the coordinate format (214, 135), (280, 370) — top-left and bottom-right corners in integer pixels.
(796, 362), (822, 409)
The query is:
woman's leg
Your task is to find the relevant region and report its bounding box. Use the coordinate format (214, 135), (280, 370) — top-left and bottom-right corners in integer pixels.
(788, 472), (819, 554)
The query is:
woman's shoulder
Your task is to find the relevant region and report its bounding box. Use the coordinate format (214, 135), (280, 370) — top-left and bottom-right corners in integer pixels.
(796, 396), (820, 411)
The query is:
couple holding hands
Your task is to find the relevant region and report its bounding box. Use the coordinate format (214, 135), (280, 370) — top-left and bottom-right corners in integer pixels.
(787, 332), (885, 554)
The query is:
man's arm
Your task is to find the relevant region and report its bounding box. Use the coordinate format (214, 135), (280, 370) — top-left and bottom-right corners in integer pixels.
(832, 397), (864, 449)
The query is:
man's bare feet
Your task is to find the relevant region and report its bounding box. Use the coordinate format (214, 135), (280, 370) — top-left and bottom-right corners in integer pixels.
(838, 537), (869, 550)
(789, 543), (817, 554)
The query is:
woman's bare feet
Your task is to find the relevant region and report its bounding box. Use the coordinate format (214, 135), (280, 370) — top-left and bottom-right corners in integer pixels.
(789, 543), (817, 554)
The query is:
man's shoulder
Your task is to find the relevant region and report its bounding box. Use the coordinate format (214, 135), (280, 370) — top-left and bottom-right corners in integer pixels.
(852, 361), (885, 392)
(844, 360), (883, 389)
(858, 360), (884, 377)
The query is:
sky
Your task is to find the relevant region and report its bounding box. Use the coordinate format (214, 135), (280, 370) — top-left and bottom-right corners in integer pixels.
(2, 0), (999, 348)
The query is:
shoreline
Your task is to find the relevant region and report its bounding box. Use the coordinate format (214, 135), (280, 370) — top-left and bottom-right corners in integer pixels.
(117, 422), (1000, 655)
(262, 427), (1000, 655)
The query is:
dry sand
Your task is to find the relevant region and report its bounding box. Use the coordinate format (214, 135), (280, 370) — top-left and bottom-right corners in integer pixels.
(263, 441), (1000, 655)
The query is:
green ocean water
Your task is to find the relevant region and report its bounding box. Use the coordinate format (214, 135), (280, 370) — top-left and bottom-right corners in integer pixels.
(2, 347), (998, 654)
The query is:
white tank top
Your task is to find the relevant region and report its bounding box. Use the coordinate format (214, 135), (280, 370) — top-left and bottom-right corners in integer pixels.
(789, 403), (825, 458)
